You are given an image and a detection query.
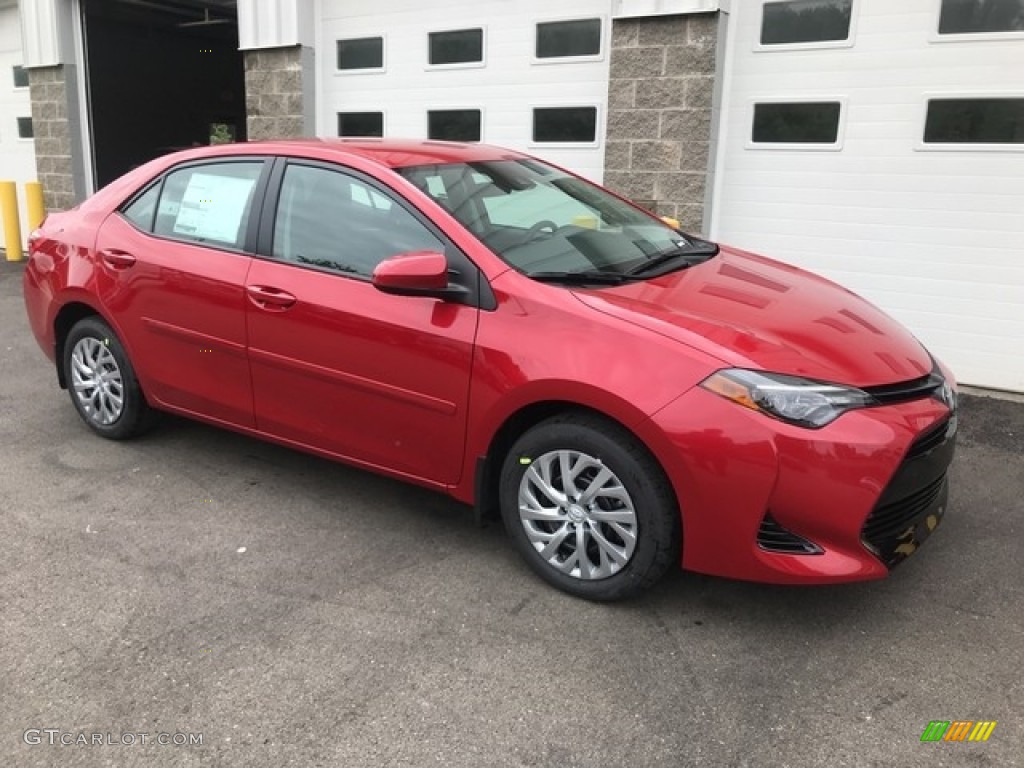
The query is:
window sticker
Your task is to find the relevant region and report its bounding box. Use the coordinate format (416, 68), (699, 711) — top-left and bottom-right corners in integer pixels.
(172, 173), (255, 244)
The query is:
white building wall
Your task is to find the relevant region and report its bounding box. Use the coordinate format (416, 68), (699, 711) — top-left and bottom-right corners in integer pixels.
(0, 3), (37, 245)
(711, 0), (1024, 392)
(318, 0), (613, 182)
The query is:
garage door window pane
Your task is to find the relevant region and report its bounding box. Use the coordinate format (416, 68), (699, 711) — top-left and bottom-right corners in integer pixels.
(338, 112), (384, 137)
(761, 0), (853, 45)
(939, 0), (1024, 34)
(924, 99), (1024, 144)
(337, 37), (383, 70)
(752, 102), (841, 143)
(13, 65), (29, 88)
(533, 107), (598, 143)
(153, 162), (262, 249)
(17, 117), (33, 139)
(536, 19), (602, 58)
(429, 29), (483, 65)
(428, 110), (481, 141)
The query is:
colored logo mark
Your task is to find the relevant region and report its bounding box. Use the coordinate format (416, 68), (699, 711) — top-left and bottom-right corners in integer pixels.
(920, 720), (997, 742)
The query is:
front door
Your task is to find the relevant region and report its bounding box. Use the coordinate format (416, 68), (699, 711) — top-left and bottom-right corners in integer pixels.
(245, 160), (479, 485)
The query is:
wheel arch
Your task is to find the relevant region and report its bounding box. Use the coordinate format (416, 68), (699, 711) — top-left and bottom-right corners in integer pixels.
(472, 398), (682, 528)
(53, 301), (106, 388)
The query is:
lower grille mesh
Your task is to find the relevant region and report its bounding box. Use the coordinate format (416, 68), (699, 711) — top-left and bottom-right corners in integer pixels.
(862, 475), (946, 544)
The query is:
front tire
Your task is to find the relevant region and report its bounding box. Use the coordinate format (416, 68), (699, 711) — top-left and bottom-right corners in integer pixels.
(63, 316), (155, 439)
(499, 413), (680, 601)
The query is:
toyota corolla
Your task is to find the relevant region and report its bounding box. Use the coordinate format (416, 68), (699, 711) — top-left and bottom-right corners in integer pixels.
(22, 139), (957, 600)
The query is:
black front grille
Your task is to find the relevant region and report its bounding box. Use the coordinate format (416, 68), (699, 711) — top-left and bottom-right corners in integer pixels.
(908, 417), (954, 459)
(863, 474), (946, 544)
(757, 515), (822, 555)
(861, 412), (956, 568)
(862, 371), (942, 405)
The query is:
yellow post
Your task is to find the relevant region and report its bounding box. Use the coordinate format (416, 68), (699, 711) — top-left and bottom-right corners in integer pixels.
(0, 181), (23, 262)
(26, 181), (46, 231)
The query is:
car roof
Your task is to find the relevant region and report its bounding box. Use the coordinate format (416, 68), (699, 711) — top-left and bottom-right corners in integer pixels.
(237, 138), (530, 169)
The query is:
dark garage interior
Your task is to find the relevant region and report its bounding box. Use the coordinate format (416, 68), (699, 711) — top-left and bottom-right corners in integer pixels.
(82, 0), (245, 188)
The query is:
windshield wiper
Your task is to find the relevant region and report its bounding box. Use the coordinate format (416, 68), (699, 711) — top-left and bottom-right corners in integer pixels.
(528, 270), (636, 285)
(625, 241), (719, 277)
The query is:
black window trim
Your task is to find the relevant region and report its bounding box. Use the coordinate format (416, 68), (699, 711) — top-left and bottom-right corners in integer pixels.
(255, 157), (495, 309)
(533, 17), (605, 61)
(747, 98), (847, 150)
(336, 35), (386, 73)
(933, 0), (1024, 39)
(426, 26), (486, 68)
(918, 93), (1024, 150)
(755, 0), (858, 51)
(115, 157), (274, 256)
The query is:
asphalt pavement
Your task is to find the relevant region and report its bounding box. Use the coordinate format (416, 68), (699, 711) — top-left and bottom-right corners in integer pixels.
(1, 260), (1021, 767)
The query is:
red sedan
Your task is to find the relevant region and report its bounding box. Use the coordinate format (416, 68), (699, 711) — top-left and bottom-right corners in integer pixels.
(22, 140), (957, 600)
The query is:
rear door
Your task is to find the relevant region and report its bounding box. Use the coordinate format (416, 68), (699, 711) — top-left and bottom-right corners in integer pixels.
(94, 159), (269, 426)
(244, 159), (480, 485)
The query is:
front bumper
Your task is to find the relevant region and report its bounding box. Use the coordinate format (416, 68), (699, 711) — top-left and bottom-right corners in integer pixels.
(651, 383), (956, 584)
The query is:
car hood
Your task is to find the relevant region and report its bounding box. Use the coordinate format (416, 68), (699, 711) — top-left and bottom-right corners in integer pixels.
(573, 245), (933, 387)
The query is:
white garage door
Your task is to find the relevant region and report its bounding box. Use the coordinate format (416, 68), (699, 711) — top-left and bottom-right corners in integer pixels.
(710, 0), (1024, 392)
(318, 0), (612, 182)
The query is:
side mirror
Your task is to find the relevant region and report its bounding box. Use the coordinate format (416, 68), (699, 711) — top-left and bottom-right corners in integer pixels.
(372, 250), (469, 301)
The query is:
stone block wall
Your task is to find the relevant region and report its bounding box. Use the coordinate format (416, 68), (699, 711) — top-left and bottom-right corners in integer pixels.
(604, 13), (718, 233)
(28, 66), (77, 212)
(244, 46), (313, 140)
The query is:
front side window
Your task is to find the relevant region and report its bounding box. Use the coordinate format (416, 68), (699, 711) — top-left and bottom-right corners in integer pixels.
(337, 37), (384, 70)
(760, 0), (854, 45)
(536, 19), (602, 58)
(924, 98), (1024, 144)
(272, 164), (443, 278)
(397, 159), (694, 277)
(939, 0), (1024, 34)
(152, 161), (263, 249)
(752, 102), (842, 144)
(429, 29), (484, 65)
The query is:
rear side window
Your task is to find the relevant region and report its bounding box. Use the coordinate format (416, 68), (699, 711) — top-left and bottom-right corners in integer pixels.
(152, 162), (263, 249)
(121, 183), (161, 231)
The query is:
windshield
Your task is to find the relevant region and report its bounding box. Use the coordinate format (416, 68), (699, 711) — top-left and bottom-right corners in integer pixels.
(397, 158), (707, 277)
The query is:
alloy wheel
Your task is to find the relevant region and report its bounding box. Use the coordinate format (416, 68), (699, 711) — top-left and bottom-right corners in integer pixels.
(70, 337), (125, 426)
(517, 449), (638, 580)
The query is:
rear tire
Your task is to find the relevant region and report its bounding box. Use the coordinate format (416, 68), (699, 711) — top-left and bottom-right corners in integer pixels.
(63, 316), (156, 439)
(499, 413), (680, 601)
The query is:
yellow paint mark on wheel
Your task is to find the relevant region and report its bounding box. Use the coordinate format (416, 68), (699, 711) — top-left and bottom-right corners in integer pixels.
(519, 457), (532, 465)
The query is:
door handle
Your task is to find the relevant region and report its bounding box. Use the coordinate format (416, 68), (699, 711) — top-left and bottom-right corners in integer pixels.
(246, 285), (297, 310)
(99, 248), (136, 268)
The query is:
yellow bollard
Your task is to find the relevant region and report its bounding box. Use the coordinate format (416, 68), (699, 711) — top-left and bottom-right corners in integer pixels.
(26, 181), (46, 232)
(0, 181), (23, 262)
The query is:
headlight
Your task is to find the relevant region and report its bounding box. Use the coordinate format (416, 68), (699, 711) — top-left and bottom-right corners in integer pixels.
(700, 369), (876, 429)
